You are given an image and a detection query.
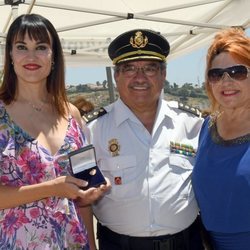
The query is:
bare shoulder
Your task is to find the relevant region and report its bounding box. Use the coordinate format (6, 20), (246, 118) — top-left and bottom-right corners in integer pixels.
(68, 102), (83, 126)
(68, 102), (79, 115)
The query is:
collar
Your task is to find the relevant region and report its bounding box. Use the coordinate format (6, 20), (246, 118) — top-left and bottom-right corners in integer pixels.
(112, 98), (176, 127)
(112, 98), (139, 127)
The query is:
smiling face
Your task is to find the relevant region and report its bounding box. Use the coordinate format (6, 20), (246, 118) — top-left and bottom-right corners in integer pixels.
(114, 60), (166, 111)
(210, 52), (250, 111)
(11, 32), (53, 86)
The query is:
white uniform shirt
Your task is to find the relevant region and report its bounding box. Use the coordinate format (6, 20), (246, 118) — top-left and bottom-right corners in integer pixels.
(87, 98), (203, 236)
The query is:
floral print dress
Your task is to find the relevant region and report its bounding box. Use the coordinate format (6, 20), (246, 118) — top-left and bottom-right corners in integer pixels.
(0, 100), (88, 250)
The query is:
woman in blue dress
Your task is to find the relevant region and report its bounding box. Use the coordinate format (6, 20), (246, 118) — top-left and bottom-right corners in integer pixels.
(192, 28), (250, 250)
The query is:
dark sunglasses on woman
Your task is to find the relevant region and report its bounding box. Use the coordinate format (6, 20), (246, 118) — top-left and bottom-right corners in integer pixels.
(207, 64), (249, 84)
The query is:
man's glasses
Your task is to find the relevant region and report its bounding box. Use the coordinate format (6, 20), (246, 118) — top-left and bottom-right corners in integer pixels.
(207, 65), (249, 84)
(119, 64), (160, 77)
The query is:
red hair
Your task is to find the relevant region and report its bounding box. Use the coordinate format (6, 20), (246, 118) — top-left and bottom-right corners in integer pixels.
(205, 28), (250, 112)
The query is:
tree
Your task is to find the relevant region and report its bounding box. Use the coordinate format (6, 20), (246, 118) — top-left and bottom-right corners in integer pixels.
(163, 80), (171, 93)
(102, 80), (107, 89)
(75, 84), (91, 92)
(190, 90), (198, 97)
(177, 88), (189, 97)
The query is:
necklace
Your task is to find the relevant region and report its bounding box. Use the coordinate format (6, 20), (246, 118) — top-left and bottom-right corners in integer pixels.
(29, 102), (45, 112)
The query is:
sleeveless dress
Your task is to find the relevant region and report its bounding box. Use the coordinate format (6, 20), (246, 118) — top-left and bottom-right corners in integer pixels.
(192, 117), (250, 250)
(0, 100), (88, 250)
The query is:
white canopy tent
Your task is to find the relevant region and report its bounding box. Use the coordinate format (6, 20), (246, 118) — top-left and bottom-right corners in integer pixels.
(0, 0), (249, 70)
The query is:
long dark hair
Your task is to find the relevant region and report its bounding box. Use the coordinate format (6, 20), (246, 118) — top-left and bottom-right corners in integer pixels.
(0, 13), (68, 116)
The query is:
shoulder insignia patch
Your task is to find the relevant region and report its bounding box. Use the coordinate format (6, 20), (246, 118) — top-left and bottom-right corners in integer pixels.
(178, 102), (201, 117)
(82, 107), (107, 123)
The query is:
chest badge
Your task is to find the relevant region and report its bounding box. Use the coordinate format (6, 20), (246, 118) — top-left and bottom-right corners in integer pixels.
(108, 138), (120, 157)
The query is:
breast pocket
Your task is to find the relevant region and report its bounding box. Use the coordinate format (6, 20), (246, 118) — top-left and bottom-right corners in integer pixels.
(169, 154), (195, 180)
(169, 154), (196, 201)
(99, 155), (141, 199)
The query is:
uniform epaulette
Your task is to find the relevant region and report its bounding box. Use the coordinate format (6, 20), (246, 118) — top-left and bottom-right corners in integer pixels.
(178, 102), (201, 117)
(82, 107), (107, 123)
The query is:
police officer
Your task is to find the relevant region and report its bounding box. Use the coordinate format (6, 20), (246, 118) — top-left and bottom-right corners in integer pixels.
(86, 29), (204, 250)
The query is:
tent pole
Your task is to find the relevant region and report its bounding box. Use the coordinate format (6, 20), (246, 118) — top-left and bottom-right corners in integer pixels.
(11, 5), (18, 20)
(106, 67), (115, 104)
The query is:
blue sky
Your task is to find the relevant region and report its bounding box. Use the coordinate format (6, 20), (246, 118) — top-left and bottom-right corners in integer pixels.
(66, 29), (249, 87)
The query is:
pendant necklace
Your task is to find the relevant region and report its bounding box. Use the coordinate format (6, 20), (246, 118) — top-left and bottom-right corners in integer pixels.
(29, 101), (45, 112)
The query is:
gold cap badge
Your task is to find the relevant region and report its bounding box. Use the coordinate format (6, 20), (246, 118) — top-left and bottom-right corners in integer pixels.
(130, 31), (148, 48)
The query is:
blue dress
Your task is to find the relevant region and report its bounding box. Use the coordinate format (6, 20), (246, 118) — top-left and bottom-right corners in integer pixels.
(192, 117), (250, 250)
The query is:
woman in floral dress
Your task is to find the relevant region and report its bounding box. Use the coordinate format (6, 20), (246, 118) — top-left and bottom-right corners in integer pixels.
(0, 14), (110, 250)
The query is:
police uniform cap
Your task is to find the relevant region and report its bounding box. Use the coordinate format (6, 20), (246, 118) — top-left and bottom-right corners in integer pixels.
(108, 29), (170, 65)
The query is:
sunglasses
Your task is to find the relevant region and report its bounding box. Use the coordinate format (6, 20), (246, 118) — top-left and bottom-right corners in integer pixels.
(207, 65), (249, 84)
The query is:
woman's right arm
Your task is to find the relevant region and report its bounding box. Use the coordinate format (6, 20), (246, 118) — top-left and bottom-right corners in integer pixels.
(0, 176), (111, 210)
(0, 176), (87, 209)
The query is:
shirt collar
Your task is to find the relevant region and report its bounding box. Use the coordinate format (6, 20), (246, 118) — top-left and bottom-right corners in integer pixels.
(113, 98), (138, 127)
(112, 98), (176, 128)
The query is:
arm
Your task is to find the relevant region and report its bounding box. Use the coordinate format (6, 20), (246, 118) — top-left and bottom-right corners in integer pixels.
(0, 176), (111, 210)
(0, 176), (87, 209)
(79, 205), (97, 250)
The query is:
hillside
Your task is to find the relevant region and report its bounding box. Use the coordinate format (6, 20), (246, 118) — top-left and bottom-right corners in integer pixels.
(67, 83), (209, 111)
